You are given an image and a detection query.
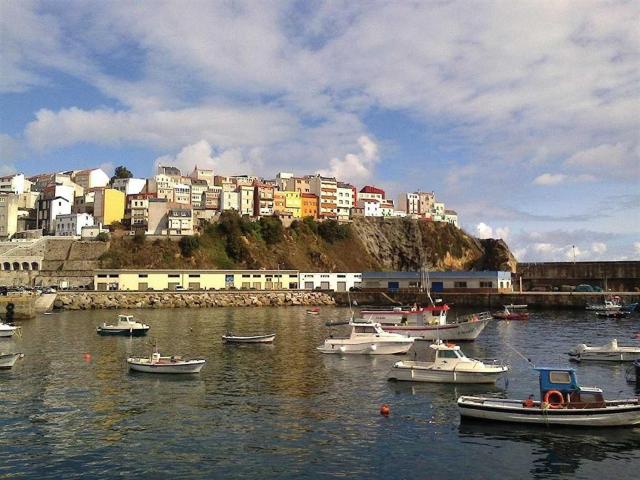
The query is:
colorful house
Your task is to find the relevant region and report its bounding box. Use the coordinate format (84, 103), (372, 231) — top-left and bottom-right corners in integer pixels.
(94, 188), (125, 226)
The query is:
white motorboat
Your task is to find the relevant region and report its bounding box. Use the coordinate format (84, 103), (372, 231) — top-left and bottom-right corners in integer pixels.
(503, 304), (528, 310)
(586, 299), (622, 311)
(127, 349), (205, 374)
(97, 314), (150, 336)
(458, 368), (640, 427)
(380, 308), (492, 341)
(0, 352), (23, 369)
(568, 339), (640, 362)
(317, 319), (414, 355)
(222, 333), (276, 344)
(0, 322), (20, 338)
(388, 340), (508, 383)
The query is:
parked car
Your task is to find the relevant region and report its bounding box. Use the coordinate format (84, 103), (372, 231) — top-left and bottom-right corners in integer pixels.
(575, 284), (595, 292)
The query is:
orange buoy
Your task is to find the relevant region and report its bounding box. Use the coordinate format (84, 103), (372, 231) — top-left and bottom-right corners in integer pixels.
(83, 353), (92, 363)
(380, 404), (390, 416)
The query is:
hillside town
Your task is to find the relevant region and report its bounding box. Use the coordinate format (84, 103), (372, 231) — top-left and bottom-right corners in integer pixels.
(0, 166), (459, 240)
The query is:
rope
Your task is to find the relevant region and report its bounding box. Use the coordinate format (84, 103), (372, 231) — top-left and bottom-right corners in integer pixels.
(504, 342), (535, 368)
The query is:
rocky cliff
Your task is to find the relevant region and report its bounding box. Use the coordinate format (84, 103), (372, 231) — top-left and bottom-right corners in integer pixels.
(99, 216), (517, 272)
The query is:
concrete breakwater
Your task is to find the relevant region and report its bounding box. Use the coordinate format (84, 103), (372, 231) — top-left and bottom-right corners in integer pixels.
(54, 291), (335, 310)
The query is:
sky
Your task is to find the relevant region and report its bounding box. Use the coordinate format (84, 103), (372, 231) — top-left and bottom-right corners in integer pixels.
(1, 0), (638, 261)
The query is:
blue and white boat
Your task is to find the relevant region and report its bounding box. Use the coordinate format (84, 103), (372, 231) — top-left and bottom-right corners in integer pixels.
(458, 367), (640, 427)
(97, 314), (150, 336)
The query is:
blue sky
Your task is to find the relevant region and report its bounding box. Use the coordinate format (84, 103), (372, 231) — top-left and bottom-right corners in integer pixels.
(1, 0), (638, 261)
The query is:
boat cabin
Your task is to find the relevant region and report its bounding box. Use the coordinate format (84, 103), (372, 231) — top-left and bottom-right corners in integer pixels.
(350, 320), (385, 336)
(407, 340), (466, 363)
(535, 367), (605, 408)
(117, 315), (135, 323)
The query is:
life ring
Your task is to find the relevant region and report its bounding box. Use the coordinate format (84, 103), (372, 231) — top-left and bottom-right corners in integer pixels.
(543, 390), (564, 409)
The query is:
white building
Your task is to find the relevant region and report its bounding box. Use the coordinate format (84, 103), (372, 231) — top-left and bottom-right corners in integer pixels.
(221, 191), (239, 211)
(336, 183), (355, 221)
(55, 213), (94, 236)
(444, 210), (459, 227)
(432, 201), (445, 221)
(72, 168), (110, 190)
(150, 174), (176, 200)
(357, 199), (382, 217)
(238, 185), (255, 216)
(167, 209), (193, 235)
(299, 272), (362, 292)
(0, 173), (31, 194)
(380, 200), (395, 217)
(190, 180), (208, 208)
(112, 177), (146, 195)
(173, 183), (191, 205)
(397, 193), (419, 214)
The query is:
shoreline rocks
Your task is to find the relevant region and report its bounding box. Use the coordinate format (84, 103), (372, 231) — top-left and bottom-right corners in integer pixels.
(54, 291), (335, 310)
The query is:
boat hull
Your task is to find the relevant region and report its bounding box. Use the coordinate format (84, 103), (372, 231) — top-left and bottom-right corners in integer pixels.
(0, 327), (18, 338)
(317, 340), (413, 355)
(127, 360), (205, 374)
(389, 365), (506, 384)
(382, 319), (489, 341)
(458, 397), (640, 427)
(570, 352), (640, 362)
(97, 327), (149, 336)
(222, 334), (276, 343)
(0, 353), (21, 369)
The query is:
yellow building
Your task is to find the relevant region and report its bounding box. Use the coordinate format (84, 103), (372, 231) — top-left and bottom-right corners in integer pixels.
(94, 188), (125, 226)
(94, 269), (300, 291)
(284, 191), (301, 218)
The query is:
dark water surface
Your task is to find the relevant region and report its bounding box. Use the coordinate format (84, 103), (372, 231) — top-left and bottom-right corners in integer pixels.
(1, 307), (639, 479)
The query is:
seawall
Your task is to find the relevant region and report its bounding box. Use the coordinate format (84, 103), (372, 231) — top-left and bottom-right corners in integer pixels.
(334, 291), (640, 310)
(54, 290), (335, 310)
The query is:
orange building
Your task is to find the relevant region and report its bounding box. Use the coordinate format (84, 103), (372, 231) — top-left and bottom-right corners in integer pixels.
(301, 193), (318, 219)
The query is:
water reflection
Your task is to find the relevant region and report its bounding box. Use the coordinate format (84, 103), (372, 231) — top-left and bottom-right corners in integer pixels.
(459, 421), (640, 479)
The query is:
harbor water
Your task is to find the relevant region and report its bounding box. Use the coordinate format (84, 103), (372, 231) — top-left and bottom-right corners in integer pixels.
(1, 307), (639, 479)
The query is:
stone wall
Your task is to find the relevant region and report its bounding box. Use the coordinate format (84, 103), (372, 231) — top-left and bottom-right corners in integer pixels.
(54, 290), (335, 310)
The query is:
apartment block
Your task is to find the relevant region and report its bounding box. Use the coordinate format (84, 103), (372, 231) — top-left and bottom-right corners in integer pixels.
(0, 193), (19, 238)
(300, 193), (318, 219)
(308, 175), (337, 219)
(72, 168), (110, 190)
(238, 185), (255, 216)
(55, 213), (94, 236)
(254, 184), (274, 217)
(94, 188), (125, 226)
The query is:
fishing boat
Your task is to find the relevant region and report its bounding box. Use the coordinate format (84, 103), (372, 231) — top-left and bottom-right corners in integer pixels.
(568, 339), (640, 362)
(0, 322), (20, 338)
(458, 367), (640, 427)
(0, 352), (23, 369)
(359, 304), (427, 322)
(222, 333), (276, 344)
(317, 319), (414, 355)
(388, 340), (508, 383)
(127, 348), (205, 374)
(379, 307), (492, 341)
(492, 307), (529, 320)
(595, 310), (631, 319)
(97, 314), (150, 336)
(586, 298), (622, 311)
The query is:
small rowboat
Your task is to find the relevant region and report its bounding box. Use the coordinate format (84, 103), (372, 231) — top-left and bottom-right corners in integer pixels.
(306, 307), (321, 315)
(127, 350), (205, 374)
(222, 333), (276, 344)
(0, 323), (20, 338)
(0, 352), (24, 369)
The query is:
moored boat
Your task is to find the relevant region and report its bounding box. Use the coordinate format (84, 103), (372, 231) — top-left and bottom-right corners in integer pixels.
(222, 333), (276, 344)
(127, 349), (205, 374)
(595, 310), (631, 319)
(568, 339), (640, 362)
(388, 340), (508, 383)
(379, 306), (492, 341)
(0, 322), (20, 338)
(586, 298), (622, 311)
(0, 352), (23, 369)
(317, 319), (414, 355)
(97, 314), (150, 336)
(458, 367), (640, 427)
(306, 307), (321, 315)
(492, 307), (529, 320)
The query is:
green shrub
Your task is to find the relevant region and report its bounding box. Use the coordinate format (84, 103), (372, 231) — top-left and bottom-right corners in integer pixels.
(258, 216), (284, 245)
(95, 232), (110, 242)
(318, 220), (350, 243)
(179, 236), (200, 257)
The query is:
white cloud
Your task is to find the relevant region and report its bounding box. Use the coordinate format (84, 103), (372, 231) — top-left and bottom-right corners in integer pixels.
(317, 135), (379, 183)
(25, 106), (299, 151)
(154, 140), (258, 178)
(591, 242), (607, 255)
(634, 242), (640, 256)
(475, 223), (493, 239)
(495, 227), (510, 241)
(532, 173), (567, 186)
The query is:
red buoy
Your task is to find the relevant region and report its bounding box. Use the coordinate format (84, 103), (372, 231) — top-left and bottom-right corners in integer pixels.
(83, 353), (92, 363)
(380, 404), (390, 416)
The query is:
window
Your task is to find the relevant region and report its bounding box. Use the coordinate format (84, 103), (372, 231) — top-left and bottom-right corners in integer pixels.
(97, 274), (107, 278)
(242, 274), (251, 278)
(139, 274), (148, 278)
(549, 371), (572, 384)
(480, 281), (492, 288)
(168, 274), (180, 278)
(454, 281), (467, 288)
(189, 274), (200, 278)
(253, 274), (261, 278)
(439, 350), (458, 359)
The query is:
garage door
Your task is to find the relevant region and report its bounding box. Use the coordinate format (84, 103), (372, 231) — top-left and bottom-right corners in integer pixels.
(138, 282), (148, 291)
(305, 281), (314, 290)
(321, 281), (330, 290)
(337, 282), (346, 292)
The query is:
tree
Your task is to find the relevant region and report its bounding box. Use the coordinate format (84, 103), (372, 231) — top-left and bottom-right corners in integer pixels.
(258, 217), (284, 245)
(110, 166), (133, 183)
(179, 236), (200, 257)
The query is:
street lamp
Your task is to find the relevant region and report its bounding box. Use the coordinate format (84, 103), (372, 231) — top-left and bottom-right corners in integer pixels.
(572, 245), (576, 264)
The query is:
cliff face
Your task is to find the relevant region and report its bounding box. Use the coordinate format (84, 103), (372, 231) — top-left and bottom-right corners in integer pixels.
(350, 218), (516, 272)
(99, 216), (517, 272)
